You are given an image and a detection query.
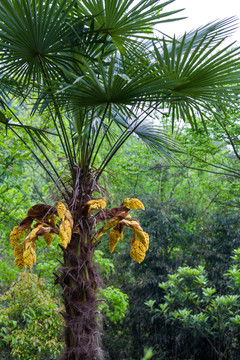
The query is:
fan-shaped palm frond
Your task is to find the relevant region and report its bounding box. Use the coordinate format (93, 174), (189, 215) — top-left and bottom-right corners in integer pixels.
(0, 0), (78, 87)
(174, 17), (239, 47)
(75, 0), (184, 48)
(56, 20), (240, 114)
(55, 55), (178, 107)
(0, 1), (239, 181)
(153, 21), (240, 128)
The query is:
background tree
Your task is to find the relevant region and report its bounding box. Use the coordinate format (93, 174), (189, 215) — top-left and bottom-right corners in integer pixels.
(100, 125), (240, 359)
(147, 257), (240, 360)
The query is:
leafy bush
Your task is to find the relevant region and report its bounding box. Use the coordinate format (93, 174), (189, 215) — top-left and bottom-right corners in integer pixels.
(94, 250), (129, 323)
(147, 256), (240, 360)
(0, 272), (64, 360)
(98, 286), (129, 324)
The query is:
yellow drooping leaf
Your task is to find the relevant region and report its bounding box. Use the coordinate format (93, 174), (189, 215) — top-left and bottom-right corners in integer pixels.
(59, 219), (71, 248)
(109, 228), (121, 253)
(25, 225), (42, 243)
(43, 233), (54, 246)
(130, 240), (146, 264)
(14, 257), (25, 270)
(14, 242), (24, 257)
(123, 198), (145, 210)
(139, 231), (149, 251)
(93, 217), (121, 242)
(57, 202), (67, 219)
(23, 246), (37, 269)
(10, 226), (25, 248)
(25, 242), (36, 250)
(133, 230), (149, 251)
(87, 198), (106, 213)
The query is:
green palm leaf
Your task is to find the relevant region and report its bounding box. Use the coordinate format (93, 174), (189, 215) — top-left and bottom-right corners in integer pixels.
(56, 23), (240, 112)
(153, 20), (240, 128)
(75, 0), (184, 49)
(0, 0), (75, 87)
(174, 17), (239, 47)
(0, 1), (240, 183)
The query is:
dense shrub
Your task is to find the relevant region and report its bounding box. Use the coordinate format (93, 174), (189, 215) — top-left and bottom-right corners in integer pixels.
(0, 272), (64, 360)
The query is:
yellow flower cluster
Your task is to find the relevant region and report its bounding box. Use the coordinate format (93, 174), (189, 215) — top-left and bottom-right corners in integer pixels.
(10, 226), (25, 248)
(87, 198), (106, 213)
(134, 230), (149, 250)
(130, 241), (146, 264)
(123, 198), (145, 210)
(14, 257), (25, 270)
(92, 197), (148, 263)
(13, 233), (37, 270)
(11, 224), (43, 269)
(14, 242), (25, 257)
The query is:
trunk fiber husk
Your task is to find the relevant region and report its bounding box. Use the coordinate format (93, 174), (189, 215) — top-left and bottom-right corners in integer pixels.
(56, 224), (104, 360)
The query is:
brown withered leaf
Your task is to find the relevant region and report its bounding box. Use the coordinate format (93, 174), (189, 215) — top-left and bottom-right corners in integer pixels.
(114, 222), (125, 234)
(27, 204), (57, 219)
(36, 226), (51, 236)
(19, 216), (33, 230)
(50, 226), (59, 234)
(34, 222), (59, 235)
(131, 234), (135, 245)
(95, 206), (129, 222)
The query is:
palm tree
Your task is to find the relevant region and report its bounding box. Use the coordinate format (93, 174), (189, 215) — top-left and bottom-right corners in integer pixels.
(1, 1), (240, 359)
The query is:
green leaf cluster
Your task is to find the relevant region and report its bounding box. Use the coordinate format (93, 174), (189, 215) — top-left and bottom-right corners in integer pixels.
(151, 258), (240, 358)
(0, 272), (64, 360)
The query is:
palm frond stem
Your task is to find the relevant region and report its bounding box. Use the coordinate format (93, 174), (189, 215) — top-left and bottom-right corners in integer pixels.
(68, 115), (77, 164)
(88, 103), (109, 167)
(43, 102), (69, 160)
(96, 107), (155, 180)
(9, 125), (67, 200)
(178, 151), (240, 177)
(79, 110), (96, 200)
(83, 108), (95, 170)
(76, 108), (102, 206)
(37, 55), (75, 176)
(159, 162), (240, 179)
(4, 103), (69, 192)
(91, 109), (114, 167)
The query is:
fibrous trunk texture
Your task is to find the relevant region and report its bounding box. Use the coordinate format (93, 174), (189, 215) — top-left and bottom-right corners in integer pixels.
(56, 226), (103, 360)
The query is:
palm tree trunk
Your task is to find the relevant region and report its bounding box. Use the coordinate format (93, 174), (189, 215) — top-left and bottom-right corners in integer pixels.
(56, 220), (103, 360)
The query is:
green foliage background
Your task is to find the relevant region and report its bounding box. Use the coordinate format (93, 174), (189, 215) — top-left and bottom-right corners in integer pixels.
(1, 109), (240, 359)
